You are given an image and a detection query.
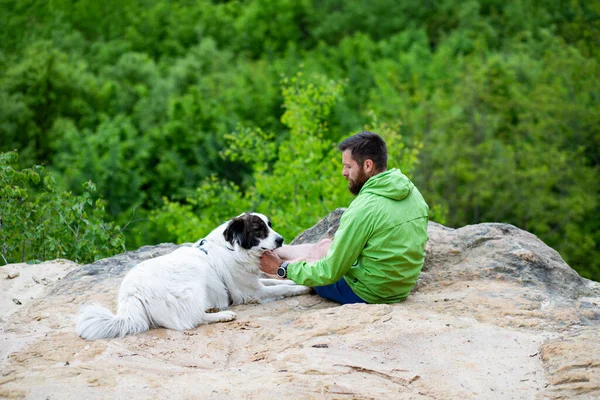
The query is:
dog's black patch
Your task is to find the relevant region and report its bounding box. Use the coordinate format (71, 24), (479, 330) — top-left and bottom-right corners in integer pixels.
(223, 213), (270, 250)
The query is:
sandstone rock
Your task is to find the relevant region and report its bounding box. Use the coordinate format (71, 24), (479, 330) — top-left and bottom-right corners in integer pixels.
(0, 210), (599, 399)
(540, 327), (600, 399)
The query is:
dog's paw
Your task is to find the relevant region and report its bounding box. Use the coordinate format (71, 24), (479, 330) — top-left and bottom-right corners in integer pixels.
(295, 285), (312, 295)
(206, 310), (237, 323)
(220, 310), (237, 321)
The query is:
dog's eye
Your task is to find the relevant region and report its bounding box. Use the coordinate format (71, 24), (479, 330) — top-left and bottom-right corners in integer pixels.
(267, 221), (272, 228)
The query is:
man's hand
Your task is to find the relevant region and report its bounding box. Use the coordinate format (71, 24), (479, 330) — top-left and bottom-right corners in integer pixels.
(260, 250), (284, 275)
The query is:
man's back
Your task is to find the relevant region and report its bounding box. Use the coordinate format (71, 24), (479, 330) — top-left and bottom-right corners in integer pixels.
(343, 168), (429, 303)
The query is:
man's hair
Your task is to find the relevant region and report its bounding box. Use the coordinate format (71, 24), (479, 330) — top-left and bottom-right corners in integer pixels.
(338, 131), (388, 171)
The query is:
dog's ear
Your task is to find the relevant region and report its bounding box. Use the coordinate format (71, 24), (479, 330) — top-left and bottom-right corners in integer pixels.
(224, 217), (246, 246)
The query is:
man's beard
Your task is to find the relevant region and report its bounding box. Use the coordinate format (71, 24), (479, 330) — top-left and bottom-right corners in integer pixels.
(348, 169), (369, 195)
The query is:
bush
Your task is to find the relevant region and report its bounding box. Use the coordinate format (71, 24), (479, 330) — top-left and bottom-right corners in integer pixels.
(0, 151), (125, 264)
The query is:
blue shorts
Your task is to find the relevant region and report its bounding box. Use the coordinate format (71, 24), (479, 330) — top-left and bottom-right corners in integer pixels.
(314, 278), (368, 304)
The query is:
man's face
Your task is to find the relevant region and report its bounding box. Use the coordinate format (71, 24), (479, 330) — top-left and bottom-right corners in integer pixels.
(342, 149), (369, 195)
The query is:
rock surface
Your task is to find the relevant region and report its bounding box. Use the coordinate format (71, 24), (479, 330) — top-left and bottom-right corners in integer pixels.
(1, 209), (599, 399)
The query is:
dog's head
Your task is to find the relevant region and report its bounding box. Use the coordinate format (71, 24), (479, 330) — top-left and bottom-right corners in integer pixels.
(223, 212), (284, 252)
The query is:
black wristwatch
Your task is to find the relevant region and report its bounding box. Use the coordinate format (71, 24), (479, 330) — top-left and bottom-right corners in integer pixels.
(277, 262), (289, 278)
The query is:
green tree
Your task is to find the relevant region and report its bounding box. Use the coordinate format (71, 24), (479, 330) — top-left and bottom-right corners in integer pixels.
(150, 74), (422, 243)
(1, 0), (597, 281)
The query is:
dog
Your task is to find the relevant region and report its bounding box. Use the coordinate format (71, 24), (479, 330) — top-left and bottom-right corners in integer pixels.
(76, 212), (310, 340)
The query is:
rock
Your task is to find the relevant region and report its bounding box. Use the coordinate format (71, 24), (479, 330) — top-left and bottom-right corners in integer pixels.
(290, 208), (345, 244)
(5, 272), (19, 280)
(0, 210), (598, 399)
(51, 243), (181, 297)
(540, 327), (600, 399)
(0, 259), (79, 319)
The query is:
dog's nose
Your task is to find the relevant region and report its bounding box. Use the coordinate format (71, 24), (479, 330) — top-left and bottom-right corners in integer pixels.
(275, 236), (284, 247)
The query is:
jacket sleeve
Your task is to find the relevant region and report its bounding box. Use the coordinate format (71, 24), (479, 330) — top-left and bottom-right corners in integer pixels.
(287, 208), (372, 286)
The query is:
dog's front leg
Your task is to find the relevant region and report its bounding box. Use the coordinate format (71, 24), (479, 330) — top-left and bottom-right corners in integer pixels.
(255, 283), (311, 303)
(260, 278), (298, 286)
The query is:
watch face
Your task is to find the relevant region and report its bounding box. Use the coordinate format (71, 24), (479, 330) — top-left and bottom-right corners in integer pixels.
(277, 267), (285, 278)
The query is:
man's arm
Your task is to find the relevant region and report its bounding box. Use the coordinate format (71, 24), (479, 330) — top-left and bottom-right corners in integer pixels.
(286, 209), (372, 286)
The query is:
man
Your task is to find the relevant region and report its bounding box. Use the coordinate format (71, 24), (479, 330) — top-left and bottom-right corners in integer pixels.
(260, 131), (429, 304)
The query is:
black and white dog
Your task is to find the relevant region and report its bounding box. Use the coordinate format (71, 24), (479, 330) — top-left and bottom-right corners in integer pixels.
(76, 213), (309, 340)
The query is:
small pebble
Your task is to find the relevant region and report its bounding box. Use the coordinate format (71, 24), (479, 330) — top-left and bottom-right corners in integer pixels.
(6, 272), (20, 279)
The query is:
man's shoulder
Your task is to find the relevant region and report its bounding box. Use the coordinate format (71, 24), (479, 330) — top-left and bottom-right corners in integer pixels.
(349, 191), (394, 210)
(341, 194), (381, 226)
(347, 191), (427, 227)
(345, 194), (377, 214)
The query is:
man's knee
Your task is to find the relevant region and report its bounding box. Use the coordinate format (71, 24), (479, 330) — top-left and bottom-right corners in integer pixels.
(318, 238), (332, 249)
(313, 238), (332, 259)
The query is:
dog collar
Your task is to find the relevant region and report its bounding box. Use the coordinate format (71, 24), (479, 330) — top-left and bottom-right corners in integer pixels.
(195, 239), (209, 255)
(195, 239), (235, 254)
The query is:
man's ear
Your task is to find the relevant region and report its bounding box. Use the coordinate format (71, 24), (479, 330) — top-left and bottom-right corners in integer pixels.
(224, 217), (245, 245)
(363, 159), (375, 174)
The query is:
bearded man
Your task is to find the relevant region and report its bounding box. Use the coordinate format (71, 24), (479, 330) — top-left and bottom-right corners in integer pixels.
(260, 131), (429, 304)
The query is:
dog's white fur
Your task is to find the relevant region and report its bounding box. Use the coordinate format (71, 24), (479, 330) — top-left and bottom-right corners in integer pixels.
(76, 213), (310, 340)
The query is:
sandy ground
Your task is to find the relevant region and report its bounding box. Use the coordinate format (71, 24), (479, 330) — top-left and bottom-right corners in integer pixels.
(1, 260), (79, 363)
(1, 260), (79, 320)
(0, 259), (598, 399)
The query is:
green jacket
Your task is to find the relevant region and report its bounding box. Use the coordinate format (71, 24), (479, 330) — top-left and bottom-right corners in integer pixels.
(287, 168), (429, 304)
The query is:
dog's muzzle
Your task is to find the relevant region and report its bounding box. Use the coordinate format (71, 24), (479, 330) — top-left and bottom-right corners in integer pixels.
(275, 236), (284, 248)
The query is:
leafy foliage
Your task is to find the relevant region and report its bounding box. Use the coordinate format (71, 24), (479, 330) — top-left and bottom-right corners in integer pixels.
(0, 151), (125, 264)
(0, 0), (598, 280)
(150, 74), (422, 243)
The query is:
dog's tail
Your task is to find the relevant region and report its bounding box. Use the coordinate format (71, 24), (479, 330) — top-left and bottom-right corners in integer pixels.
(76, 297), (150, 340)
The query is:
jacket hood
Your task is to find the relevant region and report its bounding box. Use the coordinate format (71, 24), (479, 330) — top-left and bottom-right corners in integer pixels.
(359, 168), (413, 201)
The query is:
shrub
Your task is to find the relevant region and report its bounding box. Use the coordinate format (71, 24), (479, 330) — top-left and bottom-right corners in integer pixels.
(0, 151), (125, 264)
